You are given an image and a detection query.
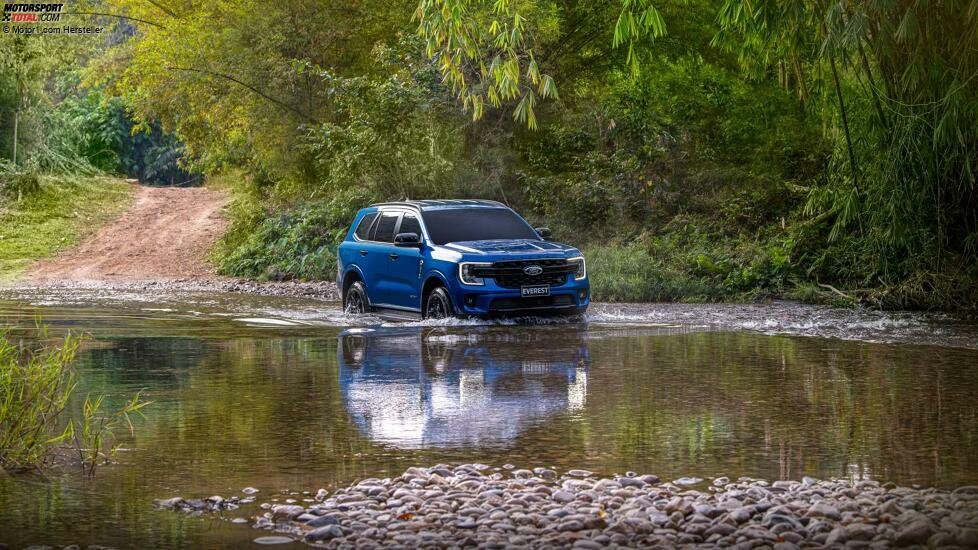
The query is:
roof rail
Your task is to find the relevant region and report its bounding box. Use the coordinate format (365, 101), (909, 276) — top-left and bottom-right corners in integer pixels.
(368, 199), (508, 210)
(367, 201), (423, 210)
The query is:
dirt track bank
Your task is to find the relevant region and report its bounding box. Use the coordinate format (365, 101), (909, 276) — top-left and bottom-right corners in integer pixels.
(29, 185), (228, 282)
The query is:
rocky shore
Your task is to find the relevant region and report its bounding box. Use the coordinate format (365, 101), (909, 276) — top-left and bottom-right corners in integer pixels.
(155, 464), (978, 548)
(3, 278), (340, 301)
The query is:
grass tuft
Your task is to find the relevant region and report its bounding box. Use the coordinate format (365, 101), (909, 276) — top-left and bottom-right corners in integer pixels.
(0, 174), (133, 281)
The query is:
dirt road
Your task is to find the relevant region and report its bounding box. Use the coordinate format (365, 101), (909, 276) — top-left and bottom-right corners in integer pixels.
(30, 185), (228, 282)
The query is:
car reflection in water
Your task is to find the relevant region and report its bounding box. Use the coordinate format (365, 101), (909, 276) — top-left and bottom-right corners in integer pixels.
(338, 327), (589, 448)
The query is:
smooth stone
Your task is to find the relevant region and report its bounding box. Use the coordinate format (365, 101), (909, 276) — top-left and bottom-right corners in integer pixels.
(957, 528), (978, 547)
(253, 536), (295, 545)
(673, 477), (703, 486)
(242, 487), (260, 495)
(566, 470), (593, 478)
(557, 520), (584, 532)
(270, 504), (305, 520)
(154, 497), (184, 508)
(305, 525), (343, 541)
(807, 502), (842, 521)
(306, 515), (340, 527)
(618, 477), (646, 489)
(826, 526), (849, 545)
(553, 490), (575, 503)
(846, 523), (877, 541)
(894, 519), (934, 546)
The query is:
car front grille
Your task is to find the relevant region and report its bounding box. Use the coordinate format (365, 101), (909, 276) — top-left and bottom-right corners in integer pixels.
(472, 259), (577, 289)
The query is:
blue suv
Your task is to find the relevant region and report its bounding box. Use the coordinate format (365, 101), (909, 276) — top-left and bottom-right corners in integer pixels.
(337, 200), (589, 319)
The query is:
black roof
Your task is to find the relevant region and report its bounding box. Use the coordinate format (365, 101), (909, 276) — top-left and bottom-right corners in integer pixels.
(368, 199), (507, 211)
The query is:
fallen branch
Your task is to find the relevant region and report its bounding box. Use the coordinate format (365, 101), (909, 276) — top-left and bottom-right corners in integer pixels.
(818, 283), (857, 302)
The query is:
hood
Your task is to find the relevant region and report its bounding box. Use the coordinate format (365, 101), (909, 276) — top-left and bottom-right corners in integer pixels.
(442, 239), (577, 256)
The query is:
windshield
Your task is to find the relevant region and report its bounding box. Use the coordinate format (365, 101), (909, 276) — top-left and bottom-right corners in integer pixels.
(421, 208), (539, 245)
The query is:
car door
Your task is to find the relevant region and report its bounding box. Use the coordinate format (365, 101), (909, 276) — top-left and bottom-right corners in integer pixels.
(386, 212), (424, 310)
(364, 210), (402, 306)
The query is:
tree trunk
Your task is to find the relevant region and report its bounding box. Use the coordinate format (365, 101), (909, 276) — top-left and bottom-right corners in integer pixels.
(829, 54), (860, 196)
(12, 110), (18, 166)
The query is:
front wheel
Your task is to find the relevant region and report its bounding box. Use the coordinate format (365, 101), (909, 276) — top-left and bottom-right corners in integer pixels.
(424, 287), (454, 320)
(344, 281), (369, 314)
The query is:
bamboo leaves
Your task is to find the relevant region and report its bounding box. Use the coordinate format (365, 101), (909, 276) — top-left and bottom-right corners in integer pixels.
(415, 0), (560, 128)
(613, 0), (667, 72)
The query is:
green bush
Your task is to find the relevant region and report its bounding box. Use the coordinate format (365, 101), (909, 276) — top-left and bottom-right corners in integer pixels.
(585, 218), (798, 303)
(0, 323), (151, 474)
(216, 188), (370, 281)
(0, 324), (78, 471)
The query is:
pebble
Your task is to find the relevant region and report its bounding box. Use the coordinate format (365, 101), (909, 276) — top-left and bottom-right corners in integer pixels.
(253, 536), (294, 545)
(156, 464), (978, 549)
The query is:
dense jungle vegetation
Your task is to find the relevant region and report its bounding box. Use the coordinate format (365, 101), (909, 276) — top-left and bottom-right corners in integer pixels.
(2, 0), (976, 310)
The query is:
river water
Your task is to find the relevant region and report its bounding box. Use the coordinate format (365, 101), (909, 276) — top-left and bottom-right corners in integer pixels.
(0, 289), (976, 547)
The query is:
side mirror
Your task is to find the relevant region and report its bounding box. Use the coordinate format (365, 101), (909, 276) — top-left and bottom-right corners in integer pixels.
(394, 232), (422, 247)
(535, 227), (552, 241)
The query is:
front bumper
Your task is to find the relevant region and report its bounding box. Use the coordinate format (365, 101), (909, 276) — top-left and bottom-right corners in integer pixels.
(452, 277), (590, 317)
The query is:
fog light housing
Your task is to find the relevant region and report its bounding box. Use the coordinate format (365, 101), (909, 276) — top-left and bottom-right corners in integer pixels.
(464, 294), (477, 306)
(579, 288), (588, 300)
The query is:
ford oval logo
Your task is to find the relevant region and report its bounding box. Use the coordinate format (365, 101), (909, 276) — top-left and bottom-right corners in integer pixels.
(523, 265), (544, 276)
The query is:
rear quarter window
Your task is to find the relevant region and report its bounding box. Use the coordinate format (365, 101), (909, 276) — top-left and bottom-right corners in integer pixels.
(354, 212), (377, 240)
(373, 212), (401, 243)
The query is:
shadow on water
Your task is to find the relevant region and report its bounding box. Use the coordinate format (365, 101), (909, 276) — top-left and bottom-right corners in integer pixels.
(0, 297), (976, 547)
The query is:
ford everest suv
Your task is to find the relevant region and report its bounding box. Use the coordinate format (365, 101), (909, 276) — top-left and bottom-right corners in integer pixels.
(337, 200), (589, 319)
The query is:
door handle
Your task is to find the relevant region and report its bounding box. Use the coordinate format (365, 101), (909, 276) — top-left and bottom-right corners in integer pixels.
(389, 253), (399, 260)
(359, 250), (368, 256)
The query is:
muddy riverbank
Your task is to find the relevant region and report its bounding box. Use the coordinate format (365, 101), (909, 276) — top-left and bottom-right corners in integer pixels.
(158, 464), (978, 548)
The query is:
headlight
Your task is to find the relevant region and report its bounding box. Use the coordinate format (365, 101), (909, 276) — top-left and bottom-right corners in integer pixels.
(568, 256), (586, 280)
(458, 262), (490, 285)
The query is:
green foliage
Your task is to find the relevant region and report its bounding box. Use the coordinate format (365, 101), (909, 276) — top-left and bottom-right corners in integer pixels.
(414, 0), (560, 128)
(93, 0), (977, 309)
(299, 44), (466, 201)
(0, 175), (133, 281)
(101, 0), (412, 180)
(715, 0), (978, 309)
(217, 188), (370, 281)
(73, 391), (150, 477)
(520, 53), (822, 239)
(0, 324), (79, 471)
(0, 322), (151, 474)
(49, 90), (195, 184)
(586, 221), (796, 303)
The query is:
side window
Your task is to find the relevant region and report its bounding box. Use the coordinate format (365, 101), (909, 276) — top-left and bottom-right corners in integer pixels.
(354, 213), (377, 240)
(373, 212), (401, 243)
(398, 213), (422, 237)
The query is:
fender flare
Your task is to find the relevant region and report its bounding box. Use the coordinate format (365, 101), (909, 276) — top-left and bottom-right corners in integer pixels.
(420, 270), (454, 312)
(341, 265), (370, 305)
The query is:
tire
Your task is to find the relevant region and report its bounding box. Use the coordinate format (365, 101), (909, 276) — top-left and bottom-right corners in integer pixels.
(344, 281), (369, 314)
(424, 286), (454, 320)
